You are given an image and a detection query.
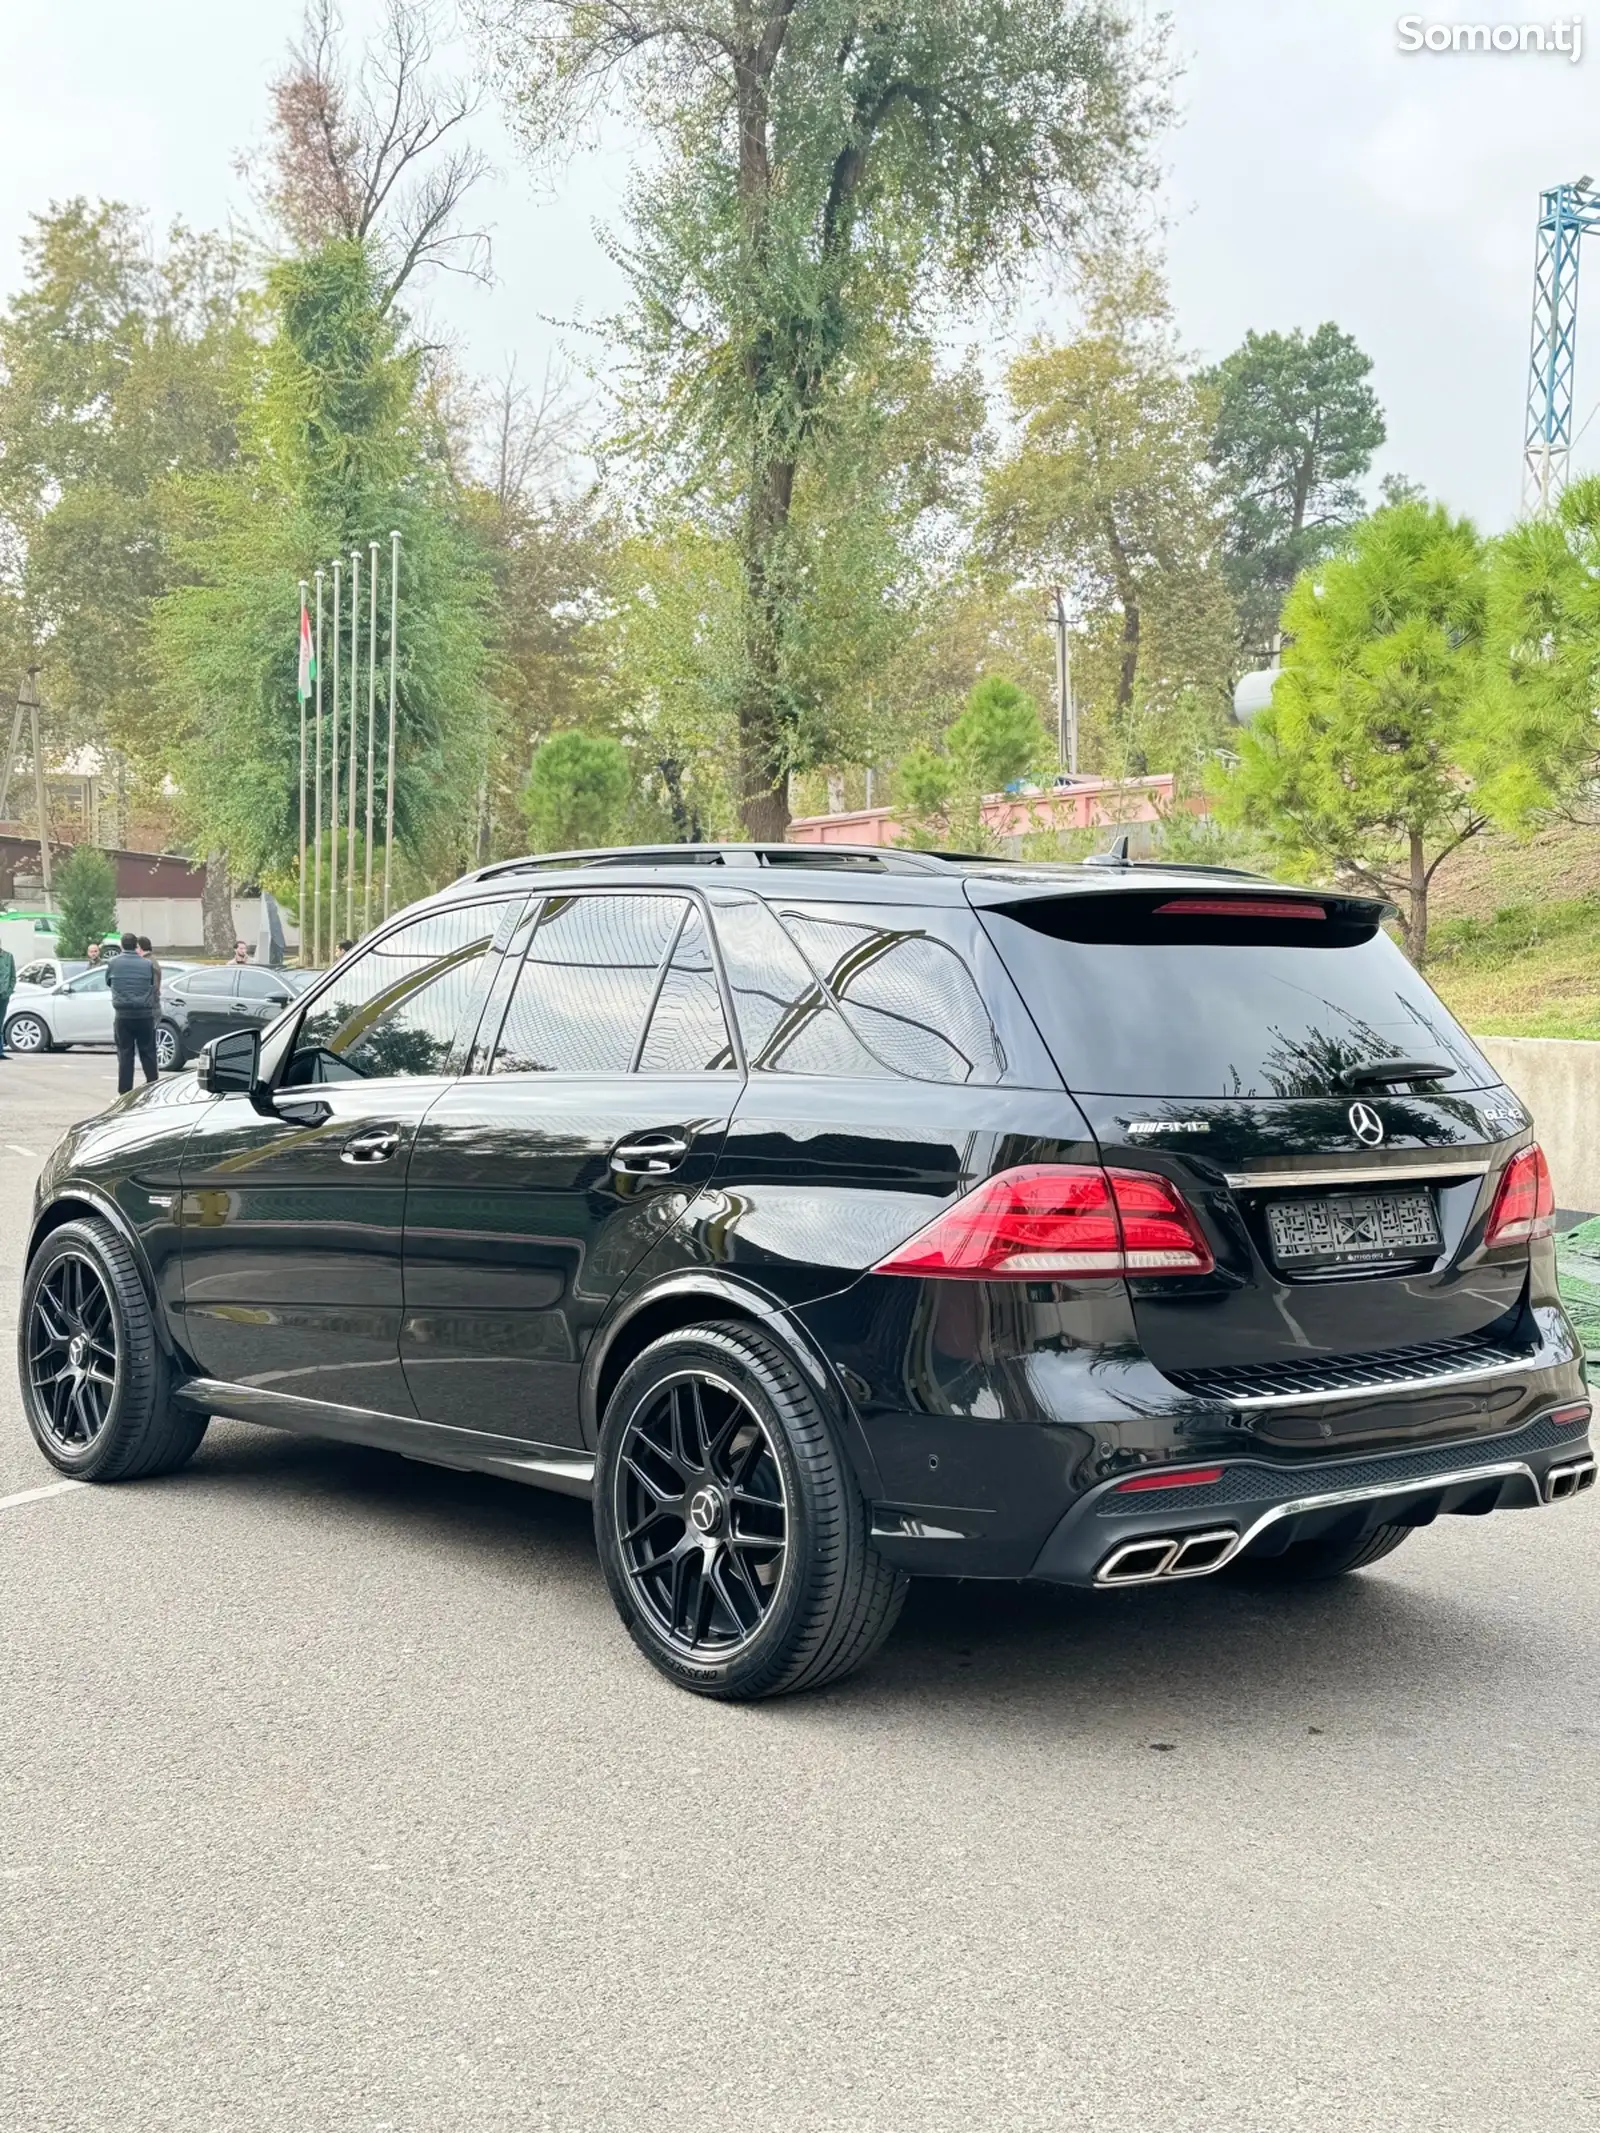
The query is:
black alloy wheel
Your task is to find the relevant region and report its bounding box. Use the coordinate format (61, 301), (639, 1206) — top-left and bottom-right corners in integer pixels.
(27, 1249), (119, 1456)
(616, 1370), (789, 1658)
(595, 1320), (907, 1701)
(20, 1217), (208, 1482)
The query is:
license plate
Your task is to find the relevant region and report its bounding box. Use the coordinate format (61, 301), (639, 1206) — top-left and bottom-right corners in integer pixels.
(1266, 1190), (1441, 1268)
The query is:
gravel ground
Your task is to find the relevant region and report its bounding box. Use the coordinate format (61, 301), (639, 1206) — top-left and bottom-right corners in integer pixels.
(2, 1050), (1598, 2133)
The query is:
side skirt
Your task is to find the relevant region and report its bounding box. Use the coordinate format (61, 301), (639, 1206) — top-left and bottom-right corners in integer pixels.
(175, 1377), (595, 1499)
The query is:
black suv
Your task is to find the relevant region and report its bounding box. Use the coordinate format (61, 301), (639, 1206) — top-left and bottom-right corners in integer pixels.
(18, 844), (1594, 1699)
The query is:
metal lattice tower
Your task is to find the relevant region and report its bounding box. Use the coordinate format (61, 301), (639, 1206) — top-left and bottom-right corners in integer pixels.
(1524, 178), (1600, 512)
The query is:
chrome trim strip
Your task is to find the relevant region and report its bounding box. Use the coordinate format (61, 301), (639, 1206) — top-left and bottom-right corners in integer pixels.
(1222, 1156), (1492, 1190)
(1201, 1351), (1538, 1411)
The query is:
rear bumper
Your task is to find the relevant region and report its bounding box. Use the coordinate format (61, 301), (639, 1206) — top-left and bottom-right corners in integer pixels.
(1029, 1417), (1594, 1588)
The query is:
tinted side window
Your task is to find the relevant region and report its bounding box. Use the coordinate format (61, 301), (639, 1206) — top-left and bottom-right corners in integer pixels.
(283, 904), (498, 1084)
(638, 905), (735, 1073)
(69, 968), (110, 993)
(708, 892), (887, 1077)
(778, 905), (1004, 1084)
(186, 968), (237, 996)
(236, 969), (291, 1000)
(492, 894), (685, 1075)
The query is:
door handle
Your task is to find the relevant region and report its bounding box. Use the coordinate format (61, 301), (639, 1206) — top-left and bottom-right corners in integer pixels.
(341, 1127), (402, 1165)
(610, 1131), (691, 1177)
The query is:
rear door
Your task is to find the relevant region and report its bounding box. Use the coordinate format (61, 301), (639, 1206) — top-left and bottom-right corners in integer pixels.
(179, 968), (242, 1052)
(400, 890), (738, 1446)
(971, 882), (1527, 1381)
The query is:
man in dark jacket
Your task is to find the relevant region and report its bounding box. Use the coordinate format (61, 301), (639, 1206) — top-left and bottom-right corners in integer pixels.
(0, 944), (14, 1058)
(109, 931), (159, 1093)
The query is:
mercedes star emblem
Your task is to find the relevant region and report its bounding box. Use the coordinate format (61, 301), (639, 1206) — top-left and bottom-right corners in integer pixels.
(1348, 1101), (1385, 1147)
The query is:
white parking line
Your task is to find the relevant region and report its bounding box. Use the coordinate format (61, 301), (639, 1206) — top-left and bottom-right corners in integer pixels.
(8, 1144), (39, 1158)
(0, 1479), (87, 1511)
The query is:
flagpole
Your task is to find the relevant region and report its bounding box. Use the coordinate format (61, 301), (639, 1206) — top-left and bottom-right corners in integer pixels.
(330, 558), (341, 949)
(365, 538), (378, 934)
(297, 579), (308, 959)
(347, 546), (360, 942)
(313, 569), (324, 966)
(384, 530), (400, 920)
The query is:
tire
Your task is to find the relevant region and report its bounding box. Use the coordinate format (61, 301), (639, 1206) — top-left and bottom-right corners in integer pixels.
(20, 1217), (208, 1482)
(594, 1320), (907, 1701)
(5, 1012), (50, 1054)
(1236, 1522), (1411, 1583)
(155, 1022), (180, 1072)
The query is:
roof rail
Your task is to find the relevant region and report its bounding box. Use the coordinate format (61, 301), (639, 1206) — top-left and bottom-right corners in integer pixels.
(467, 841), (962, 881)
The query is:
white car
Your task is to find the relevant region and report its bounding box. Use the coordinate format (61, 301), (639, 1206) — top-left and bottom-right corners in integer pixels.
(3, 960), (201, 1067)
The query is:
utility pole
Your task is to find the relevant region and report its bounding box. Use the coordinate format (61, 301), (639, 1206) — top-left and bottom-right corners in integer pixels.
(313, 569), (324, 965)
(0, 681), (25, 828)
(22, 669), (52, 900)
(1047, 585), (1078, 776)
(1524, 176), (1600, 512)
(383, 530), (400, 920)
(298, 579), (309, 958)
(347, 546), (360, 941)
(364, 539), (378, 934)
(330, 559), (342, 951)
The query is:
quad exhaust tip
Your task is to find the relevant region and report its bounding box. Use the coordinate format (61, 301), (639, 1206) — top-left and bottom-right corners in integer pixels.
(1096, 1529), (1240, 1587)
(1545, 1459), (1597, 1504)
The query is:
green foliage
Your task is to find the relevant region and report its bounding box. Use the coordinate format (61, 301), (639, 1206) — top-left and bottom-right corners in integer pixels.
(53, 845), (118, 958)
(981, 257), (1236, 774)
(1476, 474), (1600, 829)
(489, 0), (1171, 830)
(946, 676), (1048, 792)
(1204, 323), (1385, 664)
(1222, 499), (1488, 962)
(150, 240), (494, 891)
(522, 731), (633, 852)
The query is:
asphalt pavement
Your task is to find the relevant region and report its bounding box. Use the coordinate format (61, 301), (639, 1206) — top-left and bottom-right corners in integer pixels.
(2, 1049), (1598, 2132)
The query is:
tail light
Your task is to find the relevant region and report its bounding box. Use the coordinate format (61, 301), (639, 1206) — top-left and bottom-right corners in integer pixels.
(872, 1163), (1215, 1279)
(1484, 1143), (1555, 1247)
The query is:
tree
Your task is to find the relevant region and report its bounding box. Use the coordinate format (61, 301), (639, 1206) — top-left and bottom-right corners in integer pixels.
(483, 0), (1169, 835)
(1223, 500), (1488, 964)
(981, 257), (1235, 772)
(150, 239), (495, 897)
(260, 0), (490, 308)
(946, 676), (1049, 792)
(1476, 474), (1600, 830)
(1204, 323), (1385, 664)
(0, 201), (254, 799)
(53, 845), (118, 958)
(522, 730), (631, 851)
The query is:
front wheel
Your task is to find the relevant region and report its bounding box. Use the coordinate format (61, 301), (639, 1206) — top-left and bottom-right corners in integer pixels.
(21, 1217), (208, 1481)
(155, 1022), (180, 1072)
(594, 1320), (906, 1700)
(5, 1012), (50, 1054)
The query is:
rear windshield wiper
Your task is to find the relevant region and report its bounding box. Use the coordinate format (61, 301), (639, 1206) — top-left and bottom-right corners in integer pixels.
(1334, 1059), (1452, 1092)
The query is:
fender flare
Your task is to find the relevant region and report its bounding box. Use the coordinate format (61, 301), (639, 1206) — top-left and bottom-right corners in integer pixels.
(581, 1269), (885, 1499)
(28, 1185), (181, 1360)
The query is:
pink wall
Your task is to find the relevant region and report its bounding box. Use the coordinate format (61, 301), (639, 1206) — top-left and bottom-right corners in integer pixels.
(789, 774), (1186, 848)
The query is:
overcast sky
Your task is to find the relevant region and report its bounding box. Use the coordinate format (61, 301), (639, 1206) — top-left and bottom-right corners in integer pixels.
(4, 0), (1597, 529)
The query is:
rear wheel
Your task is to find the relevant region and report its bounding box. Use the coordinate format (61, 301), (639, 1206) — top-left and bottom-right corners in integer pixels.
(5, 1012), (49, 1054)
(594, 1321), (906, 1700)
(21, 1218), (208, 1481)
(155, 1022), (180, 1071)
(1236, 1523), (1411, 1583)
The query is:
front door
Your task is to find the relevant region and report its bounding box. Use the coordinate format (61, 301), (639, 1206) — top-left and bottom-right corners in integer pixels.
(53, 965), (113, 1042)
(177, 903), (502, 1410)
(402, 891), (739, 1446)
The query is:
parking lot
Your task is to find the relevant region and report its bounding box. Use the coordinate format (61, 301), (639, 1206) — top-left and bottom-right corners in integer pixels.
(1, 1050), (1597, 2132)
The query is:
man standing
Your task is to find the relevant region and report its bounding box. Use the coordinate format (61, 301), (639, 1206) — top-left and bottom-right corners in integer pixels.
(136, 935), (161, 1008)
(232, 940), (249, 965)
(0, 941), (14, 1059)
(85, 939), (101, 966)
(109, 931), (159, 1093)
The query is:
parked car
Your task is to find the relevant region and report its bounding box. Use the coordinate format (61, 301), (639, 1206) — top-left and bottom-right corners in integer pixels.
(159, 965), (323, 1069)
(17, 844), (1594, 1701)
(4, 963), (115, 1053)
(14, 956), (89, 992)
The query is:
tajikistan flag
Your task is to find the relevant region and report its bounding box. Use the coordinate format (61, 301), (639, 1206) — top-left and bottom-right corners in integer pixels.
(297, 597), (315, 702)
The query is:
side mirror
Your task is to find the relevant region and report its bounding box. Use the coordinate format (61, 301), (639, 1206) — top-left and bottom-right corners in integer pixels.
(199, 1027), (261, 1097)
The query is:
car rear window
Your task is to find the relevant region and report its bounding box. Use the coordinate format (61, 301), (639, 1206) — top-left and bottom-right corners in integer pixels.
(979, 892), (1496, 1097)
